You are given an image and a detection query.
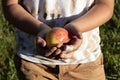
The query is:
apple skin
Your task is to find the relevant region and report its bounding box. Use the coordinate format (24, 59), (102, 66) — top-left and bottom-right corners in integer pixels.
(45, 27), (70, 48)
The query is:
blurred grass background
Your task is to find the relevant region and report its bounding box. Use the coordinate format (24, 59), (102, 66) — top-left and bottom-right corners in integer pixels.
(0, 0), (120, 80)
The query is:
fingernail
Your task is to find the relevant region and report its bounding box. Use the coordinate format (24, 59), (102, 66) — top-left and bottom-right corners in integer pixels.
(57, 44), (63, 48)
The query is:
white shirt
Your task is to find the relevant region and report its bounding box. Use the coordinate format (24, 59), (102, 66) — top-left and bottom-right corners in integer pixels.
(16, 0), (101, 64)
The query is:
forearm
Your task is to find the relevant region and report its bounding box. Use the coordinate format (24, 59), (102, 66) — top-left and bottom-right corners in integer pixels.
(2, 2), (50, 35)
(70, 0), (114, 33)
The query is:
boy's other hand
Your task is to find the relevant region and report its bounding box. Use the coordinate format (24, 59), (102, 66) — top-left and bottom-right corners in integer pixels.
(58, 23), (83, 59)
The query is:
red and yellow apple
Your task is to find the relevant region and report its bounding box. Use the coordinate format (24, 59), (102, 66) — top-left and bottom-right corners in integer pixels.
(45, 27), (70, 48)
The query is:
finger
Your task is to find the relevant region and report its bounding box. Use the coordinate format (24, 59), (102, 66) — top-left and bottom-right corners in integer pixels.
(60, 51), (73, 59)
(37, 37), (46, 47)
(45, 47), (57, 57)
(65, 45), (74, 52)
(47, 49), (62, 59)
(60, 45), (74, 52)
(69, 37), (82, 50)
(55, 49), (61, 55)
(59, 51), (67, 59)
(59, 45), (74, 59)
(57, 44), (63, 48)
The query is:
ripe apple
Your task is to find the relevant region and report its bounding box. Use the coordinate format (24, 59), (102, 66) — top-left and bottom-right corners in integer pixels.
(45, 27), (70, 48)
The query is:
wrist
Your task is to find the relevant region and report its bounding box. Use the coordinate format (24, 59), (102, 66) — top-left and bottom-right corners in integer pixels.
(36, 23), (51, 38)
(64, 23), (83, 39)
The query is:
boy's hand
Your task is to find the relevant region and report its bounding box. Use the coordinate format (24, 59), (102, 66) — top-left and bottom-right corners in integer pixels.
(57, 24), (83, 59)
(35, 24), (58, 57)
(59, 37), (82, 59)
(36, 36), (58, 58)
(36, 24), (62, 59)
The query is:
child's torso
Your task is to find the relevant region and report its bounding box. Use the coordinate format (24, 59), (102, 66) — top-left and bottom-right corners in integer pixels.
(16, 0), (102, 64)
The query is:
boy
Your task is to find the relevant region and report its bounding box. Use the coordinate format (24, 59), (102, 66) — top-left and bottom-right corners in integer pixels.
(2, 0), (114, 80)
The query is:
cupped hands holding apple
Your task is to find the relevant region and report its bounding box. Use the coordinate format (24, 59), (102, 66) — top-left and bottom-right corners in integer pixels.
(36, 23), (82, 60)
(55, 24), (83, 59)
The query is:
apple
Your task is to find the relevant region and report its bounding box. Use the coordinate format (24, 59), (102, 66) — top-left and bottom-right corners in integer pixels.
(45, 27), (70, 48)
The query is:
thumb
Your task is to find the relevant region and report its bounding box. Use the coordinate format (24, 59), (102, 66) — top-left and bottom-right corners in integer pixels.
(36, 37), (46, 47)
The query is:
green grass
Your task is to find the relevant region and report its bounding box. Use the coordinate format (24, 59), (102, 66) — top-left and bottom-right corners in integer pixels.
(0, 0), (120, 80)
(0, 4), (18, 80)
(100, 0), (120, 79)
